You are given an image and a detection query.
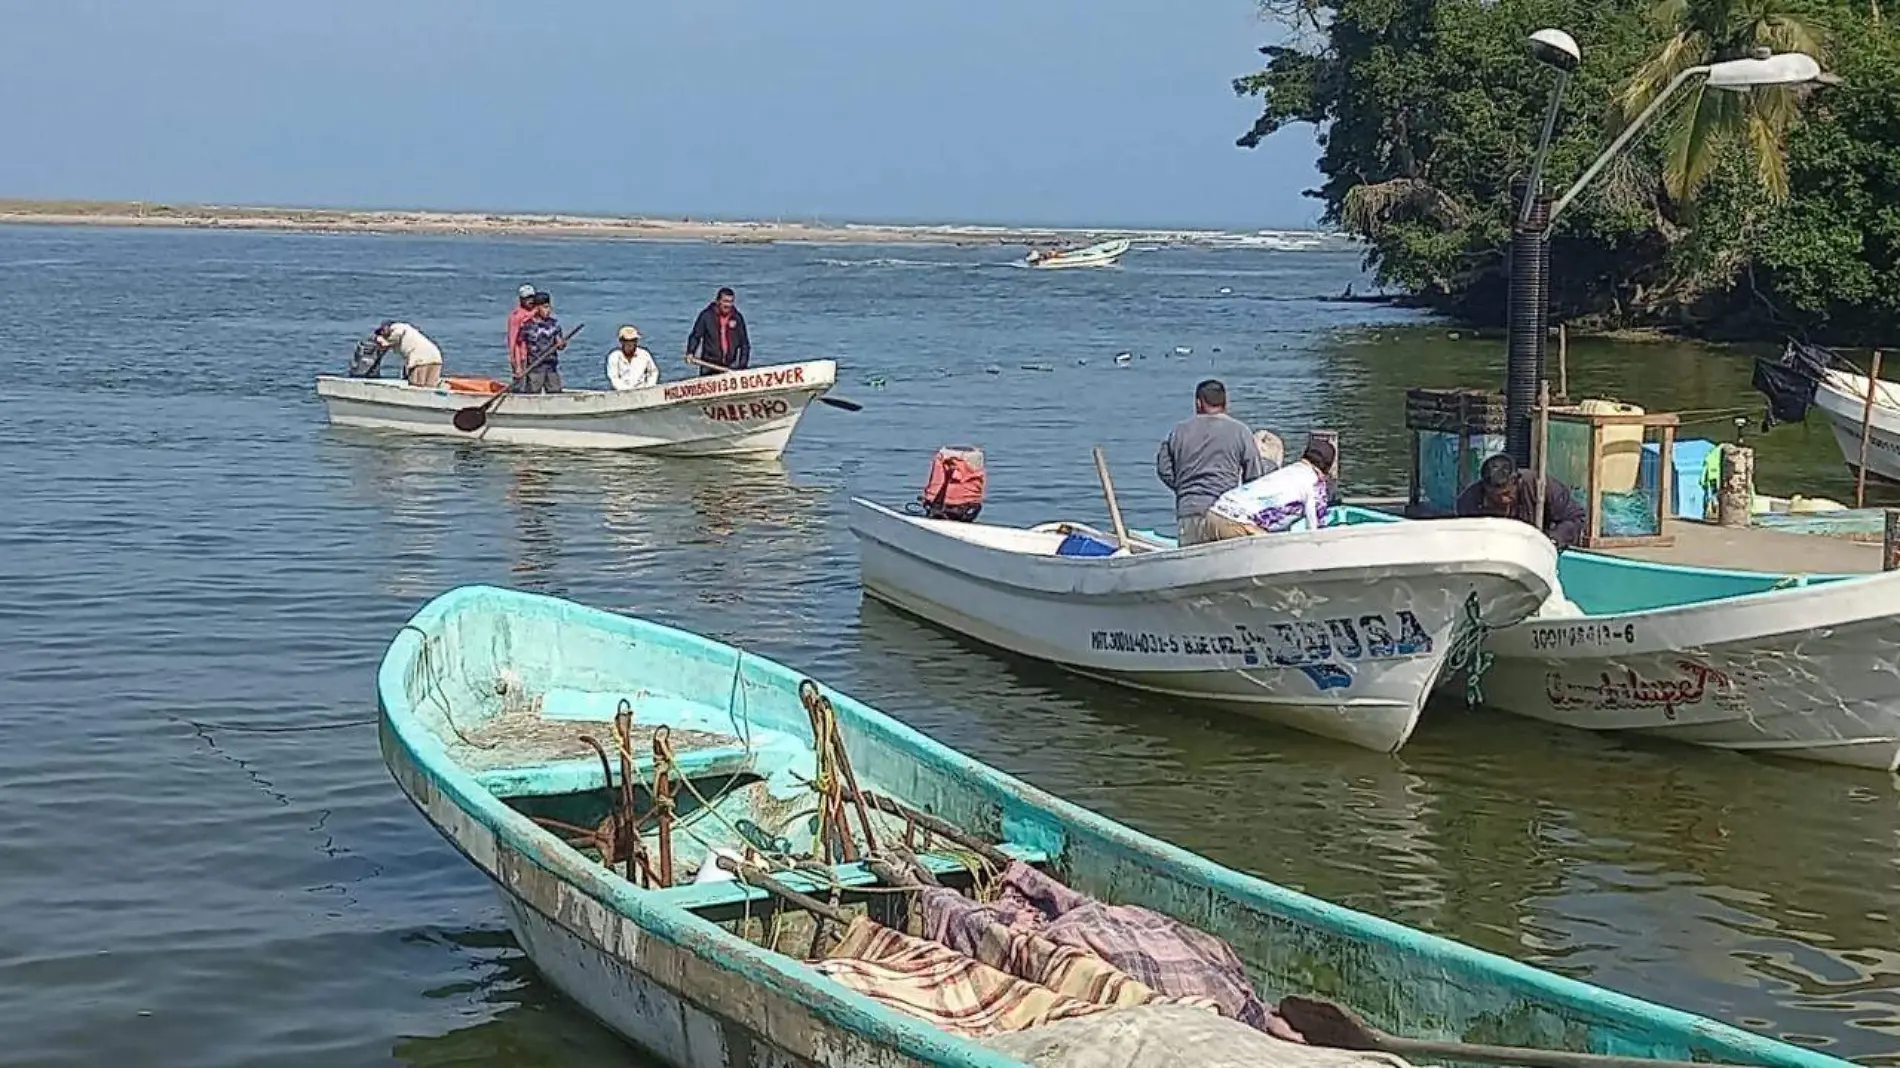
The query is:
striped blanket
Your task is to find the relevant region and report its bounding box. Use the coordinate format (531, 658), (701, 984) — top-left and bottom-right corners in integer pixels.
(923, 861), (1301, 1042)
(813, 917), (1118, 1038)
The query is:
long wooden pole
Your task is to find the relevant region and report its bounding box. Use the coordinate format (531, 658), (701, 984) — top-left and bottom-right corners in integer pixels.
(1856, 350), (1883, 508)
(1556, 324), (1569, 404)
(1092, 446), (1131, 549)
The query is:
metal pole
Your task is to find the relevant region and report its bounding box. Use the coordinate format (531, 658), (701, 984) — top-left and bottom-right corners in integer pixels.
(1504, 179), (1552, 467)
(1549, 65), (1707, 227)
(1520, 70), (1571, 225)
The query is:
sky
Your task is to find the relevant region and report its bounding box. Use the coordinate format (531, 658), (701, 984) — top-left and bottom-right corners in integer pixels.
(0, 0), (1321, 230)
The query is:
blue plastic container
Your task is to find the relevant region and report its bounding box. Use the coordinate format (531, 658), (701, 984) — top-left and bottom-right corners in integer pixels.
(1639, 438), (1718, 520)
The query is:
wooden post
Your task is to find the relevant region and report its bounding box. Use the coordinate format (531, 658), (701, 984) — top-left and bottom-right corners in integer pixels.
(1310, 429), (1340, 480)
(1717, 444), (1754, 528)
(1856, 350), (1883, 509)
(1092, 446), (1131, 550)
(1556, 324), (1570, 405)
(1533, 381), (1550, 533)
(1885, 509), (1900, 571)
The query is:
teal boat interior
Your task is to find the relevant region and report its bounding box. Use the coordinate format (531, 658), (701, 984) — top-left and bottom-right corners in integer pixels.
(378, 585), (1854, 1068)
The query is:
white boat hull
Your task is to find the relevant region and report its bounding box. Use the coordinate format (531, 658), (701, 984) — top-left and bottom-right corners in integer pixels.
(1027, 238), (1131, 270)
(315, 359), (836, 458)
(1813, 369), (1900, 483)
(1480, 564), (1900, 770)
(849, 500), (1558, 753)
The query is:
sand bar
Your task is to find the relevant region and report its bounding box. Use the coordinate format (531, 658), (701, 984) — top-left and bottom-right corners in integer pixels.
(0, 198), (1327, 249)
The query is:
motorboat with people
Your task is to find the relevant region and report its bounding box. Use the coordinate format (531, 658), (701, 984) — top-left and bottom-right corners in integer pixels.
(1025, 238), (1131, 270)
(315, 359), (838, 457)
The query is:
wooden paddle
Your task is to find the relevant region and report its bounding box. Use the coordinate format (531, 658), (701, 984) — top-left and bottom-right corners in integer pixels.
(684, 355), (863, 412)
(1092, 446), (1132, 551)
(453, 323), (584, 432)
(1278, 997), (1759, 1068)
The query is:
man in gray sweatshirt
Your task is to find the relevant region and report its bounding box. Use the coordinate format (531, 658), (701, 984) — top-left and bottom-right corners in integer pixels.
(1156, 379), (1266, 545)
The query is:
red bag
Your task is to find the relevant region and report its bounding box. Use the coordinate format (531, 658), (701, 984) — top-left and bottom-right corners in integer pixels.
(918, 446), (985, 521)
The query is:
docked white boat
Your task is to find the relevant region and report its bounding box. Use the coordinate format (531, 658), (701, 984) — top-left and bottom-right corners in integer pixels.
(849, 500), (1559, 753)
(1474, 551), (1900, 771)
(315, 359), (836, 457)
(1811, 368), (1900, 484)
(1025, 238), (1131, 270)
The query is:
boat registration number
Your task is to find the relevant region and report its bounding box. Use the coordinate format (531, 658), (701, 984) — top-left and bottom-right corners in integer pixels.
(1529, 622), (1637, 651)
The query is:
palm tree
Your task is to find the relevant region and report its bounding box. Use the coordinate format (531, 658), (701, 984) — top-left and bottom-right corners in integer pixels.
(1614, 0), (1828, 204)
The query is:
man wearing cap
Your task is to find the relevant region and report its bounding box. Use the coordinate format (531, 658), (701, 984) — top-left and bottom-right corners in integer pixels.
(1456, 453), (1586, 550)
(514, 294), (568, 393)
(507, 284), (538, 377)
(607, 326), (658, 391)
(1156, 379), (1267, 545)
(1202, 434), (1337, 540)
(374, 320), (444, 387)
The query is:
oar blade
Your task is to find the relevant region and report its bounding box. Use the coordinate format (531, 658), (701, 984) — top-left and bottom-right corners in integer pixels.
(819, 395), (863, 412)
(1277, 996), (1383, 1052)
(452, 406), (488, 432)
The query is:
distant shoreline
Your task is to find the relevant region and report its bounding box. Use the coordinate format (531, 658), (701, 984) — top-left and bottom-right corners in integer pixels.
(0, 198), (1328, 248)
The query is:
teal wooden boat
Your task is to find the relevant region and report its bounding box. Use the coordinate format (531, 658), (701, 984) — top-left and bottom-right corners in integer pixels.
(379, 585), (1855, 1067)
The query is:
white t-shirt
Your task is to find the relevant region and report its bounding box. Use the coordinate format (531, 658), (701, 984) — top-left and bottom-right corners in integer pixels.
(382, 323), (443, 370)
(1208, 460), (1331, 533)
(607, 346), (658, 391)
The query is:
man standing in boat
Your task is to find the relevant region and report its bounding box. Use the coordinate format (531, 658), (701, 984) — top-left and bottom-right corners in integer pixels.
(1156, 379), (1268, 546)
(1457, 453), (1587, 550)
(514, 293), (569, 393)
(685, 287), (751, 376)
(507, 283), (538, 377)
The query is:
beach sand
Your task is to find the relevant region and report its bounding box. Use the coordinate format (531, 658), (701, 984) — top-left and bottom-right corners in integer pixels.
(0, 198), (1238, 248)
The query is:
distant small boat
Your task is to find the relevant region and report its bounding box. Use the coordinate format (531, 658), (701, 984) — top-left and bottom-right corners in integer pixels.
(379, 584), (1856, 1068)
(1025, 238), (1131, 270)
(314, 359), (835, 458)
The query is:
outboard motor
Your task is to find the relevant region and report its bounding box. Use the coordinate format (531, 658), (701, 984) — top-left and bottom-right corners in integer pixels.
(913, 446), (986, 522)
(1751, 338), (1832, 431)
(347, 335), (387, 378)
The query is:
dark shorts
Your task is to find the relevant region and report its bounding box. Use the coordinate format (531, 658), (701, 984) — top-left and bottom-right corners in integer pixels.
(518, 366), (563, 394)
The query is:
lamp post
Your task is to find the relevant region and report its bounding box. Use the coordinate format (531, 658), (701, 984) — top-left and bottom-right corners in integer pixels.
(1502, 29), (1581, 467)
(1499, 43), (1826, 466)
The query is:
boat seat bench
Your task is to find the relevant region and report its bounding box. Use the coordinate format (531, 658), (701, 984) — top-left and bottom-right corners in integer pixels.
(476, 743), (758, 800)
(659, 842), (1048, 917)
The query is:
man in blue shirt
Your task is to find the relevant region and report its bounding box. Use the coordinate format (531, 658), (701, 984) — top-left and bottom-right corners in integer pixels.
(514, 293), (568, 393)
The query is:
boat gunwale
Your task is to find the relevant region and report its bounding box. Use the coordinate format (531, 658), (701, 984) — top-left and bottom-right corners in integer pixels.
(315, 357), (839, 416)
(850, 498), (1560, 606)
(378, 584), (1856, 1068)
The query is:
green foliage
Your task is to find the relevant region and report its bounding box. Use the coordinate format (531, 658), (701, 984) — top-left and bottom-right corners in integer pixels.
(1235, 0), (1899, 343)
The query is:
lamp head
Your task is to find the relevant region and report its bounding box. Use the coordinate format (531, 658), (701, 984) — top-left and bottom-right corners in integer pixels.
(1528, 29), (1581, 73)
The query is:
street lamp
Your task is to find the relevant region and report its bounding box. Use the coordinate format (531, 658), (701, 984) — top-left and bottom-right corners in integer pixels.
(1499, 40), (1828, 466)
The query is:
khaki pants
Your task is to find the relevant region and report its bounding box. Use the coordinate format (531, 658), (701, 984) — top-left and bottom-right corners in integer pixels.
(1205, 513), (1265, 541)
(407, 363), (442, 387)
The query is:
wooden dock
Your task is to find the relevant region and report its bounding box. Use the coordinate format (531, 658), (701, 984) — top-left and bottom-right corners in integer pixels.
(1349, 498), (1886, 574)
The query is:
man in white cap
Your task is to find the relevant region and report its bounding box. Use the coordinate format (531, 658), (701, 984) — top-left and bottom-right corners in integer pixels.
(506, 284), (538, 377)
(607, 325), (657, 391)
(374, 320), (445, 387)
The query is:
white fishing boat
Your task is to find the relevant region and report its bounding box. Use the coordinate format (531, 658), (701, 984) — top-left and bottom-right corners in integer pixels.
(314, 359), (836, 457)
(1025, 238), (1131, 270)
(1810, 368), (1900, 483)
(848, 500), (1559, 753)
(1472, 552), (1900, 771)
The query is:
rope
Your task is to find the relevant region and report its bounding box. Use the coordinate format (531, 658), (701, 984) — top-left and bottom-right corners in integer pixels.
(1444, 590), (1496, 707)
(181, 717), (376, 734)
(399, 624), (493, 749)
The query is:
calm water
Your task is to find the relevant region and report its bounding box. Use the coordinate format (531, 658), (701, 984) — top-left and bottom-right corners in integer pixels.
(0, 226), (1894, 1068)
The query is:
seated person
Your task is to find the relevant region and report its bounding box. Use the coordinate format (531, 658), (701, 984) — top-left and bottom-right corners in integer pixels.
(1203, 435), (1336, 541)
(607, 325), (658, 391)
(1456, 453), (1586, 550)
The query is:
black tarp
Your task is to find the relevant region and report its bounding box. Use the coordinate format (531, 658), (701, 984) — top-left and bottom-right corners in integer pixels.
(1751, 339), (1833, 430)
